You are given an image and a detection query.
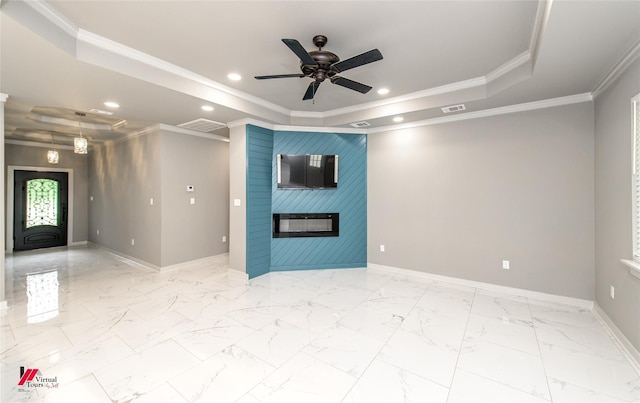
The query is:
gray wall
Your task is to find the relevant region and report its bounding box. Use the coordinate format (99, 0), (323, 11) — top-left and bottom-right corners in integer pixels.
(160, 130), (229, 266)
(89, 126), (230, 268)
(89, 132), (162, 266)
(228, 124), (247, 274)
(594, 57), (640, 351)
(368, 102), (595, 300)
(5, 144), (89, 245)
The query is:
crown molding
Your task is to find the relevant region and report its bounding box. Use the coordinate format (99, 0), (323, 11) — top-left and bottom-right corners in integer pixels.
(289, 110), (325, 119)
(227, 118), (366, 135)
(284, 0), (552, 122)
(5, 139), (74, 150)
(10, 92), (590, 147)
(28, 114), (113, 131)
(19, 0), (77, 37)
(76, 29), (290, 117)
(1, 0), (77, 55)
(289, 47), (534, 125)
(485, 51), (531, 84)
(312, 77), (488, 121)
(592, 40), (640, 99)
(273, 125), (365, 134)
(367, 92), (593, 134)
(227, 118), (275, 130)
(230, 93), (592, 135)
(529, 0), (554, 68)
(105, 123), (230, 146)
(5, 0), (555, 128)
(75, 29), (291, 122)
(156, 123), (229, 142)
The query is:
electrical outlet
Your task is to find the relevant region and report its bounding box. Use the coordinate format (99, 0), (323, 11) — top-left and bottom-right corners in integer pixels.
(502, 260), (510, 270)
(131, 239), (135, 246)
(96, 229), (99, 236)
(610, 285), (615, 299)
(150, 198), (154, 205)
(222, 236), (227, 243)
(379, 244), (385, 252)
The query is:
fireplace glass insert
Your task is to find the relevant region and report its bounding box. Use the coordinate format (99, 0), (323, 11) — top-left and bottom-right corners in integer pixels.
(272, 213), (339, 238)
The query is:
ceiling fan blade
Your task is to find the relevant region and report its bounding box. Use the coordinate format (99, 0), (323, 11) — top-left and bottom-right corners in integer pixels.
(331, 49), (383, 73)
(255, 73), (305, 80)
(330, 76), (372, 94)
(303, 81), (322, 100)
(282, 39), (318, 66)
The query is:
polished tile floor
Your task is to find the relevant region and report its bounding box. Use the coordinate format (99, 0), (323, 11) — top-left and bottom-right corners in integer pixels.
(1, 245), (639, 402)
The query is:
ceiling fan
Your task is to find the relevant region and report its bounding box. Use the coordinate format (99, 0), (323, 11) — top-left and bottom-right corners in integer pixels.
(255, 35), (383, 101)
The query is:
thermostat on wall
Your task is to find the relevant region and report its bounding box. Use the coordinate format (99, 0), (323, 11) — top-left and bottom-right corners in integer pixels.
(187, 185), (195, 192)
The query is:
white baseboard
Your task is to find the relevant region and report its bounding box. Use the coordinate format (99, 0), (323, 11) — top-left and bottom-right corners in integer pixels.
(159, 253), (229, 272)
(69, 241), (88, 247)
(227, 267), (249, 281)
(368, 263), (640, 375)
(367, 263), (593, 309)
(593, 303), (640, 376)
(93, 243), (230, 273)
(92, 243), (159, 272)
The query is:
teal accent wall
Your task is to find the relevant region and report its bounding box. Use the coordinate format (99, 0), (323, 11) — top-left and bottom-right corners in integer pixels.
(271, 131), (367, 271)
(246, 125), (273, 278)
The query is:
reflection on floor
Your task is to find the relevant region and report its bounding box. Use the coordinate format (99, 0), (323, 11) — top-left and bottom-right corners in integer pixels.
(2, 245), (639, 402)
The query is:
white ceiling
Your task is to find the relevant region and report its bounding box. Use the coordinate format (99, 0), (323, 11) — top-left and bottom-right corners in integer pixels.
(1, 0), (639, 147)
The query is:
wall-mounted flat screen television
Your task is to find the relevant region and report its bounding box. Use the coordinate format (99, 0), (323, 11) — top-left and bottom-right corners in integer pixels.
(277, 154), (338, 189)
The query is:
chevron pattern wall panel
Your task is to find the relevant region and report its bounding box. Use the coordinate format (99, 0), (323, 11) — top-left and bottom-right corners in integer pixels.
(271, 131), (367, 271)
(246, 125), (274, 278)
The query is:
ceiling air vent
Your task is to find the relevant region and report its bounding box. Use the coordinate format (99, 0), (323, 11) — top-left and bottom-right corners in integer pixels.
(350, 121), (371, 128)
(90, 108), (114, 116)
(178, 118), (226, 132)
(441, 104), (466, 113)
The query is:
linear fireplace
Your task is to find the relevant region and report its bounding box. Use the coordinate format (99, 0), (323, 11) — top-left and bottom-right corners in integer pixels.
(272, 213), (339, 238)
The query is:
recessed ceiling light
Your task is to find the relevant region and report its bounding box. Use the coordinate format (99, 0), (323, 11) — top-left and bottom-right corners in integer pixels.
(201, 105), (214, 112)
(377, 88), (390, 95)
(393, 116), (404, 123)
(227, 73), (242, 81)
(104, 101), (119, 108)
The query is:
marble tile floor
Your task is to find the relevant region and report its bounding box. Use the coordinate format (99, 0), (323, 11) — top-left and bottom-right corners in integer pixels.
(1, 245), (639, 403)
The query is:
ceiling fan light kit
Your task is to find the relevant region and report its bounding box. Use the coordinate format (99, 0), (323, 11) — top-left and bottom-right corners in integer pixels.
(255, 35), (383, 101)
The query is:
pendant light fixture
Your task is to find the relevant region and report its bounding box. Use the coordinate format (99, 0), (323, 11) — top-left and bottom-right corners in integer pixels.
(47, 133), (59, 164)
(74, 111), (88, 154)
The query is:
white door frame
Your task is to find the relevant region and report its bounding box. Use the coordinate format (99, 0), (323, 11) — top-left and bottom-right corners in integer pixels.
(6, 165), (75, 253)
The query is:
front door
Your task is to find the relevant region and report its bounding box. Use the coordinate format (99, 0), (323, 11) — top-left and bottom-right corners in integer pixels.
(14, 170), (69, 252)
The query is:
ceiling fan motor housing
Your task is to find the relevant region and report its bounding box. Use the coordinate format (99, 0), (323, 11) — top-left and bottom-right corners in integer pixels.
(301, 50), (340, 81)
(255, 34), (383, 100)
